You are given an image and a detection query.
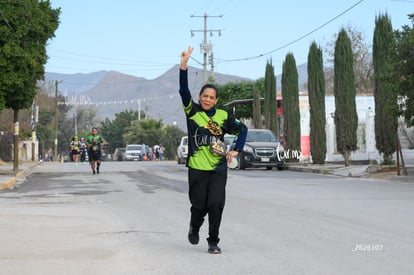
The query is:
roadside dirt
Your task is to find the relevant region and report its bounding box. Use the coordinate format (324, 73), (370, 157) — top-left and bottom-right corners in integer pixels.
(366, 171), (397, 180)
(365, 166), (411, 181)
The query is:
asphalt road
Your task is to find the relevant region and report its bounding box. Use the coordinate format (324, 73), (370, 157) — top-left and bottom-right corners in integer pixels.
(0, 161), (413, 275)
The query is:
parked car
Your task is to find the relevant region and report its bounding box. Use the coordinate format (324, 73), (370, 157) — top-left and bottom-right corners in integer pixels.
(237, 129), (285, 170)
(113, 148), (126, 161)
(125, 144), (146, 161)
(177, 136), (188, 164)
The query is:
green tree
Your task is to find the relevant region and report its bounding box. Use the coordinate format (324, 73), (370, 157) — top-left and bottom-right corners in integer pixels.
(334, 28), (358, 166)
(394, 14), (414, 126)
(307, 42), (327, 164)
(123, 118), (162, 145)
(264, 60), (278, 135)
(216, 81), (257, 119)
(100, 109), (138, 153)
(0, 0), (60, 169)
(282, 53), (301, 160)
(373, 13), (398, 164)
(160, 124), (186, 160)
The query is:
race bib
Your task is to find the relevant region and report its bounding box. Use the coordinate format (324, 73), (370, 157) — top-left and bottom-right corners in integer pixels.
(209, 138), (226, 156)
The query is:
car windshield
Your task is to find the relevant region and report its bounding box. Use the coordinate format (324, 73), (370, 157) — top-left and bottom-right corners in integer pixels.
(127, 145), (142, 151)
(246, 131), (277, 142)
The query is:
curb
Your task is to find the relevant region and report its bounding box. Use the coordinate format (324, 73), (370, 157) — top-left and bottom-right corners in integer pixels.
(286, 164), (414, 181)
(0, 165), (36, 191)
(0, 177), (17, 190)
(285, 165), (340, 175)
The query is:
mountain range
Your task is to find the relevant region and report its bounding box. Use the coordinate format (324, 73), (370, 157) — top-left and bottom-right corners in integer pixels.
(45, 63), (308, 130)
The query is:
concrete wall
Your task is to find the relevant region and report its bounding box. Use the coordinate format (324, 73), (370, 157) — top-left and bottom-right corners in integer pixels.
(12, 140), (39, 162)
(299, 95), (381, 163)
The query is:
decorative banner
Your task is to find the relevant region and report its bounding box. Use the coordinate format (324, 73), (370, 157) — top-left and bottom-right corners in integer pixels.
(58, 94), (179, 106)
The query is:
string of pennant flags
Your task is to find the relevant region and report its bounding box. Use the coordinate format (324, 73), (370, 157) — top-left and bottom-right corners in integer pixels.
(57, 93), (180, 106)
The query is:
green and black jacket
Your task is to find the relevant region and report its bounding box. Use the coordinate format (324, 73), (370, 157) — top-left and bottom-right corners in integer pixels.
(179, 69), (247, 171)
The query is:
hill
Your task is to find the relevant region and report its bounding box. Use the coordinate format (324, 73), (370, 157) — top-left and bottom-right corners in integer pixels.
(45, 65), (253, 129)
(45, 64), (308, 130)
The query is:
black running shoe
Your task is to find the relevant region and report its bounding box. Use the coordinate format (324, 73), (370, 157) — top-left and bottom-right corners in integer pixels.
(208, 243), (222, 254)
(188, 224), (199, 245)
(93, 170), (96, 175)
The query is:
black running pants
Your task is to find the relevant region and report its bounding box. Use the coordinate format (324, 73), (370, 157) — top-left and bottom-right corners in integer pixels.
(188, 168), (227, 245)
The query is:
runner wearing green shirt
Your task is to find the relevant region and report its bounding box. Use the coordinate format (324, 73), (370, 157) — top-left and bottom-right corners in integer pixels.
(86, 127), (105, 175)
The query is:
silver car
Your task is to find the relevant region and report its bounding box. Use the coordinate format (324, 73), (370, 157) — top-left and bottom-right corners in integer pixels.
(177, 136), (188, 164)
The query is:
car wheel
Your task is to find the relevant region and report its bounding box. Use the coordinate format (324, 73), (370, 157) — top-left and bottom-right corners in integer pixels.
(277, 165), (284, 171)
(266, 166), (272, 170)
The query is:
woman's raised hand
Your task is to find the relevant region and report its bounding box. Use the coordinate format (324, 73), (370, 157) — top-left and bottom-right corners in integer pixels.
(180, 46), (194, 70)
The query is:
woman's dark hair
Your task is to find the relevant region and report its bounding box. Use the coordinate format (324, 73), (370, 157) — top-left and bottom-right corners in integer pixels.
(199, 83), (219, 98)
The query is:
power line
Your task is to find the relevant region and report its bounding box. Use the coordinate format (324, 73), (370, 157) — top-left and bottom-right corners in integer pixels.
(221, 0), (365, 62)
(48, 47), (173, 67)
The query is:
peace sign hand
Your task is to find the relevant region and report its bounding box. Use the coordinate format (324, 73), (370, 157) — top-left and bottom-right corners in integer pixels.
(180, 46), (194, 70)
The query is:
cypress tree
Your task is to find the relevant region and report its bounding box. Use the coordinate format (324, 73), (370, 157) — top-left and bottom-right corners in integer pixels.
(333, 28), (358, 166)
(264, 60), (278, 136)
(373, 13), (397, 164)
(307, 42), (327, 164)
(281, 53), (301, 161)
(253, 86), (263, 129)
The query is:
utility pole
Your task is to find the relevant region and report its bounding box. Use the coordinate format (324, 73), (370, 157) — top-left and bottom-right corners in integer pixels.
(190, 13), (222, 84)
(54, 80), (62, 161)
(138, 99), (141, 120)
(31, 102), (39, 161)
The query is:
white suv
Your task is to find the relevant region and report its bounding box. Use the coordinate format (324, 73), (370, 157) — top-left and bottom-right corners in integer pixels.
(125, 144), (146, 161)
(177, 136), (188, 164)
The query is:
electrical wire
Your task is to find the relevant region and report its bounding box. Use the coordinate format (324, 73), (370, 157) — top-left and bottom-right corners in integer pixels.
(220, 0), (365, 62)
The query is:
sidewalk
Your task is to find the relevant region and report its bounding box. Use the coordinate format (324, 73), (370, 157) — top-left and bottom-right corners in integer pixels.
(286, 162), (414, 182)
(0, 160), (39, 190)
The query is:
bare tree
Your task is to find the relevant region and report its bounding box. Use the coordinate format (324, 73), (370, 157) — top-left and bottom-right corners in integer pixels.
(323, 24), (374, 95)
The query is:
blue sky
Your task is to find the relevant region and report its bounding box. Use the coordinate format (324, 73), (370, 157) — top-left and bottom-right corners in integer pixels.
(45, 0), (413, 80)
